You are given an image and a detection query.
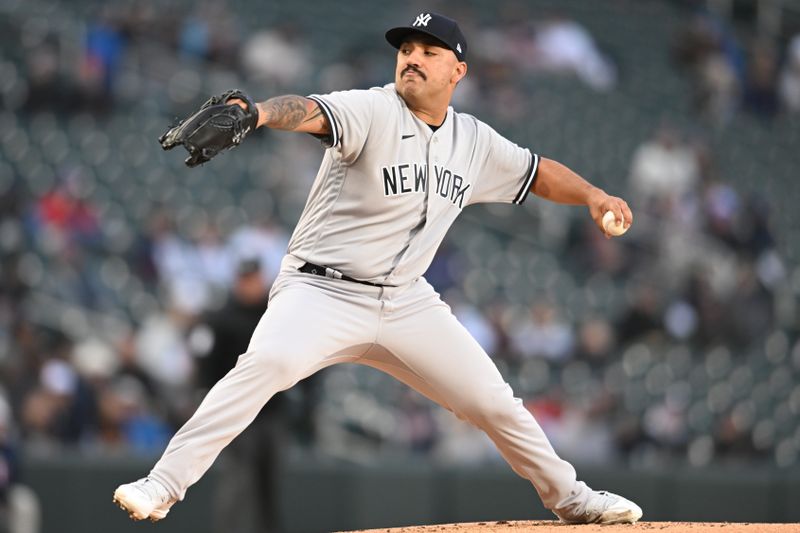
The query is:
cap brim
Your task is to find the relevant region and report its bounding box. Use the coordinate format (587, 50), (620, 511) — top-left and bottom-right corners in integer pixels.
(385, 27), (452, 55)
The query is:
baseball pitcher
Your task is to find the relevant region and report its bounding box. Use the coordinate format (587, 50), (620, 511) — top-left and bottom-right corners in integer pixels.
(114, 12), (641, 526)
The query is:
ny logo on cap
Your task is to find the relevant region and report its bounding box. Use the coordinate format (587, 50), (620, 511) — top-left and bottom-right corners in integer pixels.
(456, 43), (462, 53)
(413, 13), (432, 27)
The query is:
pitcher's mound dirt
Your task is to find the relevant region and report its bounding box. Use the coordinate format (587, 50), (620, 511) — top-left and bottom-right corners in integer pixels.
(343, 521), (800, 533)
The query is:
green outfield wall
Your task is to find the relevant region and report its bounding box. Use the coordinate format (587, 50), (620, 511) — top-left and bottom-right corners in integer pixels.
(22, 453), (800, 533)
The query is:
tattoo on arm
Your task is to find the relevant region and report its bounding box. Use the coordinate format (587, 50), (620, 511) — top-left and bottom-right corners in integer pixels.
(257, 96), (326, 132)
(303, 107), (324, 129)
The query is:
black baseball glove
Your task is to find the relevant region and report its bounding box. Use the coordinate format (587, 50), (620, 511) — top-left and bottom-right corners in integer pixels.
(159, 89), (259, 167)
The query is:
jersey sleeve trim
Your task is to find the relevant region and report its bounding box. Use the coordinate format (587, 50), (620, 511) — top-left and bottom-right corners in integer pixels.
(307, 96), (340, 148)
(513, 153), (540, 205)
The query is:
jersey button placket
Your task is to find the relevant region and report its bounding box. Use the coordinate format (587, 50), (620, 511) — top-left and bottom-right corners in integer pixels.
(431, 136), (439, 162)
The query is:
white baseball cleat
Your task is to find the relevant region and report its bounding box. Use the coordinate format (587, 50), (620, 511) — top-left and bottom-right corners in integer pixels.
(113, 477), (176, 522)
(555, 490), (643, 524)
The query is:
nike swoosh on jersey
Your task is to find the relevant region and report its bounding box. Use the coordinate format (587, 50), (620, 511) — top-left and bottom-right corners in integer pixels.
(401, 134), (415, 140)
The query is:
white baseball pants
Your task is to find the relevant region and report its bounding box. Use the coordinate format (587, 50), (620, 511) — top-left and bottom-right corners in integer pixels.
(149, 254), (590, 512)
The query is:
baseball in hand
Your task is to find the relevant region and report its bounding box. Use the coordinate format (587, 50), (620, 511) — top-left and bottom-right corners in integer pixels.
(602, 210), (628, 236)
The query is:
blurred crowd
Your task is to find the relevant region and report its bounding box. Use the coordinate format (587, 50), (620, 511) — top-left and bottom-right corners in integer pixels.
(10, 1), (624, 114)
(0, 6), (799, 526)
(672, 3), (800, 125)
(10, 1), (800, 122)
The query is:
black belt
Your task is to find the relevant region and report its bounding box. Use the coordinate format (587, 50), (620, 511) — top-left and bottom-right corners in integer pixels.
(298, 262), (384, 288)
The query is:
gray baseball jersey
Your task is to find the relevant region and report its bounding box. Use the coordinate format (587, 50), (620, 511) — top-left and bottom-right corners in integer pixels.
(290, 83), (540, 286)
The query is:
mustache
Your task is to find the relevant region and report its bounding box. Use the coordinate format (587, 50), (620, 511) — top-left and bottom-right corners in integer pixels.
(402, 66), (426, 80)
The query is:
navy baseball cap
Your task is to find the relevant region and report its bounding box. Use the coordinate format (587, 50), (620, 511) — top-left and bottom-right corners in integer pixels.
(385, 12), (467, 62)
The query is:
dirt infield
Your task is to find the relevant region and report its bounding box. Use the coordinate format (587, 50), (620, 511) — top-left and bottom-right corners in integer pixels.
(344, 521), (800, 533)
